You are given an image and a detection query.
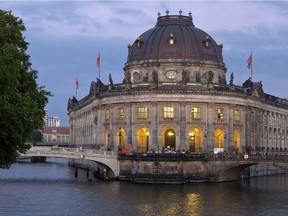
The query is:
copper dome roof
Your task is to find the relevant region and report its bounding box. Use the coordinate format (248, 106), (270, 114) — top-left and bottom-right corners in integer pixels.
(126, 15), (224, 64)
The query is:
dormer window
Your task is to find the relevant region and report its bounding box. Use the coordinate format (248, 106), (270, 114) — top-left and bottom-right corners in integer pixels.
(169, 33), (175, 45)
(205, 35), (210, 48)
(136, 37), (142, 48)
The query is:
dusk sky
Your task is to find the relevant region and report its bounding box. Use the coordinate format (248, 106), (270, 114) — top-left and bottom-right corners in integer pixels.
(2, 1), (288, 125)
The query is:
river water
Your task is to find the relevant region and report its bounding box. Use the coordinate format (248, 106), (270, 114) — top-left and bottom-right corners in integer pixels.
(0, 158), (287, 216)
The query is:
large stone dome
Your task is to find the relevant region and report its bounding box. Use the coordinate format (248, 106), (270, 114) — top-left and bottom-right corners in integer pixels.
(123, 13), (226, 85)
(126, 14), (224, 64)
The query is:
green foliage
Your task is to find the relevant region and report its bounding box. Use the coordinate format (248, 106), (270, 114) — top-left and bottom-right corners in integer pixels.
(0, 10), (51, 168)
(32, 130), (43, 142)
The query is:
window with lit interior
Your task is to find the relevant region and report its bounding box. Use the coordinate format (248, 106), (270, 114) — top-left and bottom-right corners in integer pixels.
(217, 108), (224, 120)
(164, 106), (174, 119)
(192, 107), (201, 120)
(234, 109), (240, 121)
(118, 108), (125, 119)
(105, 109), (110, 120)
(137, 107), (147, 119)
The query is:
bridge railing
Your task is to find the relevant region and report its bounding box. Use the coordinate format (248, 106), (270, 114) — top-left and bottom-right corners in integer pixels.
(205, 152), (288, 162)
(25, 146), (118, 157)
(117, 151), (288, 162)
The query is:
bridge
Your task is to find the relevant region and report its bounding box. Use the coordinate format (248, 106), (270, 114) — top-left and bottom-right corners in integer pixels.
(20, 146), (288, 183)
(204, 153), (288, 182)
(20, 146), (120, 177)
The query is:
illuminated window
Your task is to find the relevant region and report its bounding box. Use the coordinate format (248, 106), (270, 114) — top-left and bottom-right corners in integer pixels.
(217, 108), (224, 120)
(136, 37), (142, 48)
(104, 109), (110, 121)
(137, 107), (147, 119)
(205, 35), (210, 47)
(234, 109), (240, 121)
(164, 106), (174, 119)
(192, 107), (201, 119)
(169, 33), (175, 45)
(118, 108), (125, 119)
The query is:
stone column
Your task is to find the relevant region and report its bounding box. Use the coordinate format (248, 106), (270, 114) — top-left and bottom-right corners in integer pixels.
(179, 102), (186, 150)
(228, 104), (234, 152)
(151, 102), (159, 150)
(108, 104), (114, 150)
(244, 106), (251, 152)
(110, 105), (116, 150)
(126, 103), (133, 150)
(96, 103), (103, 146)
(206, 102), (214, 151)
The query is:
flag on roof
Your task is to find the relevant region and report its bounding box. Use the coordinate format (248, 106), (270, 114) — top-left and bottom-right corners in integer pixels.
(247, 53), (252, 69)
(96, 53), (100, 68)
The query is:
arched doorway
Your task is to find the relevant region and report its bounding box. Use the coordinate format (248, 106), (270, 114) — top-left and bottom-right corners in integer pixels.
(136, 128), (149, 153)
(163, 128), (176, 150)
(214, 129), (224, 148)
(118, 128), (126, 149)
(234, 130), (240, 153)
(189, 128), (202, 152)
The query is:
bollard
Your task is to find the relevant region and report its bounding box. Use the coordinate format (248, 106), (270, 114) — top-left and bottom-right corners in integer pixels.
(74, 167), (78, 178)
(87, 170), (92, 181)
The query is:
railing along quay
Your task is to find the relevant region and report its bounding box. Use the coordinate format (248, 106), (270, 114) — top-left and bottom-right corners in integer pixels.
(118, 151), (288, 162)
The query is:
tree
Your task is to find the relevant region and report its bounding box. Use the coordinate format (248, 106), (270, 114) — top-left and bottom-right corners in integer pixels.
(0, 10), (51, 168)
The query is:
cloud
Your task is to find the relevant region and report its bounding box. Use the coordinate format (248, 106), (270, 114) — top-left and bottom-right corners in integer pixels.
(2, 1), (288, 125)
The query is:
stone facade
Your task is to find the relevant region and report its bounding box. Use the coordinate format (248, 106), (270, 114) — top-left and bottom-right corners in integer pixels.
(67, 14), (288, 154)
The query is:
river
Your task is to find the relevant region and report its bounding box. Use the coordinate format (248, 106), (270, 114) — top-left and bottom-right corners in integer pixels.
(0, 158), (287, 216)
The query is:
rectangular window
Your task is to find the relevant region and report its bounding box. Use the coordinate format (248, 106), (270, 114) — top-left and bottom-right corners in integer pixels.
(234, 109), (240, 121)
(118, 108), (125, 119)
(217, 108), (224, 120)
(105, 109), (110, 120)
(138, 107), (147, 119)
(192, 107), (201, 119)
(164, 106), (174, 119)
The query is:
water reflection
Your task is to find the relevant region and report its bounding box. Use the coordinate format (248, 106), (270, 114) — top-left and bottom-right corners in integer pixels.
(0, 159), (287, 216)
(186, 193), (202, 216)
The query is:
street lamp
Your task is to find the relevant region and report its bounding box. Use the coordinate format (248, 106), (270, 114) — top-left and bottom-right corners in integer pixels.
(119, 128), (122, 149)
(107, 129), (110, 150)
(146, 131), (149, 152)
(204, 129), (207, 137)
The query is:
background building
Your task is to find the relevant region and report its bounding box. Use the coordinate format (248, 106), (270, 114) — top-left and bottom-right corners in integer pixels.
(42, 126), (70, 145)
(68, 13), (288, 153)
(44, 110), (61, 127)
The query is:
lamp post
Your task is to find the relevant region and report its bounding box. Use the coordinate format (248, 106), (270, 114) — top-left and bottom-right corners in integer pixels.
(119, 128), (122, 150)
(107, 129), (110, 150)
(146, 131), (149, 152)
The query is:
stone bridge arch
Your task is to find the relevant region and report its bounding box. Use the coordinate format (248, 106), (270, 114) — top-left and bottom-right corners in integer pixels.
(208, 160), (288, 182)
(21, 146), (120, 177)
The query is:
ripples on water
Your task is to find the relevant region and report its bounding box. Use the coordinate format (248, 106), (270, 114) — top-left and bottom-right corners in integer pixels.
(0, 158), (287, 216)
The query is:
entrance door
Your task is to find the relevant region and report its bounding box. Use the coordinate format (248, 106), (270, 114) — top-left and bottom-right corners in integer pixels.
(189, 128), (202, 152)
(164, 129), (176, 150)
(136, 128), (149, 153)
(234, 130), (240, 153)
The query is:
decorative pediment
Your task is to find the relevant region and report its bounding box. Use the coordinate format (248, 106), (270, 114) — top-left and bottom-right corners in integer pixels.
(251, 82), (265, 98)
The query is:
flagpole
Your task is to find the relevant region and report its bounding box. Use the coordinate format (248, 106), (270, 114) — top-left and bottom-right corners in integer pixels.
(250, 51), (253, 81)
(76, 78), (79, 99)
(97, 52), (100, 81)
(99, 61), (100, 81)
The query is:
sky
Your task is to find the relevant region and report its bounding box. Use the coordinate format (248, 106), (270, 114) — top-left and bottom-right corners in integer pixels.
(2, 0), (288, 125)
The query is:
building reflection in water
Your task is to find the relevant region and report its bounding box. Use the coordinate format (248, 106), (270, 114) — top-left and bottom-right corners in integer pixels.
(186, 193), (202, 216)
(138, 192), (203, 216)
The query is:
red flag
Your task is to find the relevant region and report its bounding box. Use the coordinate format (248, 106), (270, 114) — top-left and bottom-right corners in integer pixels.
(76, 78), (79, 90)
(96, 53), (100, 68)
(247, 53), (252, 69)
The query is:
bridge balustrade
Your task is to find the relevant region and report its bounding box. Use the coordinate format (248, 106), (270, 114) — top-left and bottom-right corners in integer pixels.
(24, 146), (118, 157)
(205, 152), (288, 162)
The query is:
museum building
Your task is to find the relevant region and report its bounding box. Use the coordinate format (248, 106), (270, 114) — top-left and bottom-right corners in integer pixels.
(67, 12), (288, 154)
